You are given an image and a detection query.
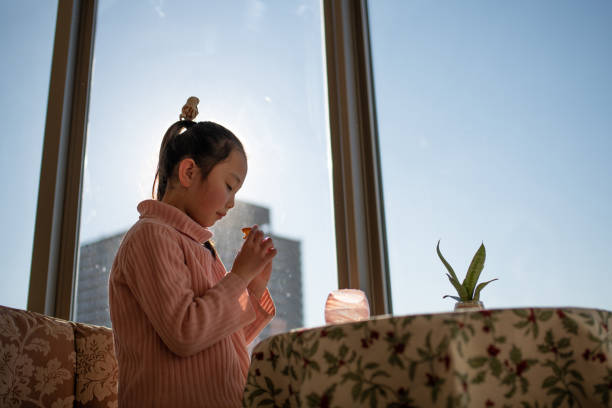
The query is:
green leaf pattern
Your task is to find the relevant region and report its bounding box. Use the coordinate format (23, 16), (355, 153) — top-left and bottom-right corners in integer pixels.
(244, 308), (612, 407)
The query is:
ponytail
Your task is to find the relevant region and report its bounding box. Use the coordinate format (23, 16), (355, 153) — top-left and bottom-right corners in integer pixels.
(152, 120), (197, 200)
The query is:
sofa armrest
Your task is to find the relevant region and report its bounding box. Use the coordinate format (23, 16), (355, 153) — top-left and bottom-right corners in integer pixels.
(0, 305), (118, 408)
(0, 305), (76, 407)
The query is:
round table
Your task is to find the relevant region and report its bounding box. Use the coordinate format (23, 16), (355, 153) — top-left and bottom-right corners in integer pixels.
(244, 307), (612, 407)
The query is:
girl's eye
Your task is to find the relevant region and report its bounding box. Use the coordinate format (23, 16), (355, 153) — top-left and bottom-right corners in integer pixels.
(226, 184), (233, 192)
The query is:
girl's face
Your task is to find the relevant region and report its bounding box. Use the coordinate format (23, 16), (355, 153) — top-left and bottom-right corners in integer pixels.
(185, 149), (248, 227)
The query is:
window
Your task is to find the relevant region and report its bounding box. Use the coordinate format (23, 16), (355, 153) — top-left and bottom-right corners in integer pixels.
(0, 1), (58, 309)
(369, 1), (612, 314)
(75, 0), (337, 337)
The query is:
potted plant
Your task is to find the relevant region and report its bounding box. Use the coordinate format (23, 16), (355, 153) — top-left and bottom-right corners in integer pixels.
(437, 240), (498, 311)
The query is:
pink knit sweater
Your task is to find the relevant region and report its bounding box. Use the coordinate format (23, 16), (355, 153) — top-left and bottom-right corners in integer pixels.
(109, 200), (275, 407)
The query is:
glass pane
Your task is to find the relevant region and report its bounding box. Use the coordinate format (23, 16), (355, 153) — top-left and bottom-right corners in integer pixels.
(369, 1), (612, 314)
(76, 0), (337, 341)
(0, 2), (58, 309)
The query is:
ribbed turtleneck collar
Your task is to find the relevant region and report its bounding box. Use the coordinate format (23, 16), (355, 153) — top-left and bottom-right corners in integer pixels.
(137, 199), (213, 244)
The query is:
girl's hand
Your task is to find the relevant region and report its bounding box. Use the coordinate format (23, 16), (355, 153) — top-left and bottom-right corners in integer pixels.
(231, 226), (277, 285)
(248, 260), (273, 301)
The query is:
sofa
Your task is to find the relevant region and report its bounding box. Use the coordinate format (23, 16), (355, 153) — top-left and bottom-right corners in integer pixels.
(0, 305), (118, 407)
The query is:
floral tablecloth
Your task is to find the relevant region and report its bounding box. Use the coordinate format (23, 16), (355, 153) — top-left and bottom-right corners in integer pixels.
(243, 307), (612, 407)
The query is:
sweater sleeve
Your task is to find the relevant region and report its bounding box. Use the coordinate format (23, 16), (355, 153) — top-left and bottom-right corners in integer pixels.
(243, 288), (276, 344)
(120, 223), (257, 357)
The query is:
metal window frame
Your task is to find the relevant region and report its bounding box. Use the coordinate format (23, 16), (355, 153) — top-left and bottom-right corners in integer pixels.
(323, 0), (392, 315)
(27, 0), (97, 320)
(27, 0), (391, 319)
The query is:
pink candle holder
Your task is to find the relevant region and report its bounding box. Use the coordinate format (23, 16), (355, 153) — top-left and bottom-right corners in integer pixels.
(324, 289), (370, 324)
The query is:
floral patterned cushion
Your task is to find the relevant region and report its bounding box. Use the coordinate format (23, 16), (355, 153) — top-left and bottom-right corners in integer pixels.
(245, 307), (612, 407)
(0, 305), (118, 408)
(0, 306), (76, 408)
(74, 323), (118, 408)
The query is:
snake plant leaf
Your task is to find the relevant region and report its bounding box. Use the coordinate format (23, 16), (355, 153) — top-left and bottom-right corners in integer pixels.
(437, 241), (461, 284)
(473, 278), (498, 301)
(446, 273), (460, 287)
(462, 243), (486, 299)
(443, 295), (462, 302)
(447, 274), (468, 300)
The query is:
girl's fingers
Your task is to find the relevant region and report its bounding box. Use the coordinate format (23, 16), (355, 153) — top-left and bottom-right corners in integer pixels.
(245, 225), (258, 243)
(261, 236), (274, 251)
(240, 226), (276, 271)
(264, 247), (277, 261)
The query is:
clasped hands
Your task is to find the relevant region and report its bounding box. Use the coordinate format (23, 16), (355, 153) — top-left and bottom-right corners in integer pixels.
(231, 225), (276, 300)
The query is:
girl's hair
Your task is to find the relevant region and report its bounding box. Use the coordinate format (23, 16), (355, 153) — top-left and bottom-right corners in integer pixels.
(152, 120), (245, 200)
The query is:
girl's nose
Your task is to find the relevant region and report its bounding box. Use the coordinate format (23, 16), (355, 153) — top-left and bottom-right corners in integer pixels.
(226, 196), (235, 209)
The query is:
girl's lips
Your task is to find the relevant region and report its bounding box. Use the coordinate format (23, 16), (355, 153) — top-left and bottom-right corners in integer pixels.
(216, 212), (226, 218)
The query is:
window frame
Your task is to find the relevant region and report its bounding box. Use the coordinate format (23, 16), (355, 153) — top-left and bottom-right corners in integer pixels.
(27, 0), (97, 319)
(322, 0), (391, 315)
(27, 0), (391, 319)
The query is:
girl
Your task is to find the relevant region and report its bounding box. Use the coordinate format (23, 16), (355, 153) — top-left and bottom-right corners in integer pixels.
(109, 98), (276, 407)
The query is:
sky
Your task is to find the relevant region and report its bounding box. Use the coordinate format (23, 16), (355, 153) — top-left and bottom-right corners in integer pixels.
(369, 0), (612, 313)
(0, 1), (57, 309)
(1, 1), (611, 327)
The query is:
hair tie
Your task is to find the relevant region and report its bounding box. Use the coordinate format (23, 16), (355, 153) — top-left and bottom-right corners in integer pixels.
(180, 96), (200, 120)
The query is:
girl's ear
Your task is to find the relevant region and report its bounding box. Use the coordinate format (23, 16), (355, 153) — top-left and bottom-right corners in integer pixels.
(177, 158), (198, 188)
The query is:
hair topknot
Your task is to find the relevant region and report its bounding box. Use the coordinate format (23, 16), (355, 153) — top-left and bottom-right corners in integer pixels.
(180, 96), (200, 120)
